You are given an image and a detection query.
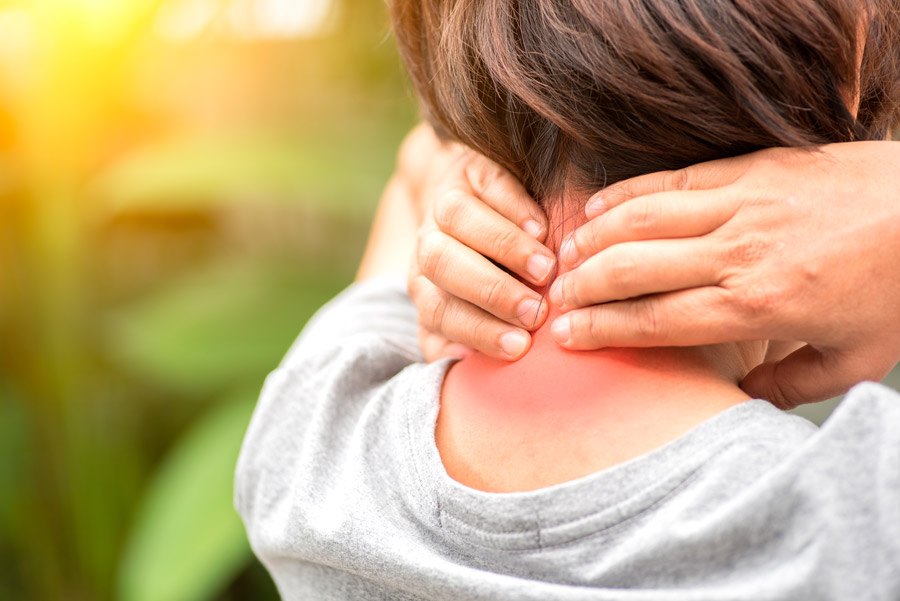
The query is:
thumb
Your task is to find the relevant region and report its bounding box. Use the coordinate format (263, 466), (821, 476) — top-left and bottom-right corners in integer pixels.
(586, 154), (750, 218)
(740, 345), (852, 410)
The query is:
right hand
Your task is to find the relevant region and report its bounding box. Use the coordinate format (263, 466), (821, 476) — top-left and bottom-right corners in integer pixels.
(548, 142), (900, 408)
(408, 144), (556, 362)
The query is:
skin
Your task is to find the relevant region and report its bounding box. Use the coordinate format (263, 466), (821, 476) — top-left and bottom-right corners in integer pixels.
(407, 133), (556, 360)
(410, 135), (900, 409)
(437, 210), (764, 492)
(361, 125), (766, 493)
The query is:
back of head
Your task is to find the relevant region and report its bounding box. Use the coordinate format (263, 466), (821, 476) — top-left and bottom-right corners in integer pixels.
(390, 0), (900, 205)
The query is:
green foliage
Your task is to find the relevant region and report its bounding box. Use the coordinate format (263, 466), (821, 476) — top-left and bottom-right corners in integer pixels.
(0, 0), (417, 599)
(117, 391), (257, 601)
(107, 260), (345, 397)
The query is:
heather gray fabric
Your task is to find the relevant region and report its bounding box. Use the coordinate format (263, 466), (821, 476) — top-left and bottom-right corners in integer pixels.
(235, 275), (900, 601)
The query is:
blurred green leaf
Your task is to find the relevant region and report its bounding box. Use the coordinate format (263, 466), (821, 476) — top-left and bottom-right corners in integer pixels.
(90, 126), (405, 219)
(117, 390), (257, 601)
(0, 386), (28, 531)
(106, 260), (345, 396)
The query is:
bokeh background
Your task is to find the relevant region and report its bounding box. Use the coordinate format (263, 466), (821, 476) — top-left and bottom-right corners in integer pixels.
(1, 2), (898, 601)
(0, 1), (415, 599)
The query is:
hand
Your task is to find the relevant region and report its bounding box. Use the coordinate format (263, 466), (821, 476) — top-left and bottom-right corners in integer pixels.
(407, 141), (556, 362)
(549, 141), (900, 408)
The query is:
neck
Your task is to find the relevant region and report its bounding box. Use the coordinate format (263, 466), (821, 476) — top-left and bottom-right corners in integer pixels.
(435, 207), (756, 492)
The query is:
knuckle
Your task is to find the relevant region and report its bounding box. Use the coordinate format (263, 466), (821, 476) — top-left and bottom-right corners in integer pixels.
(794, 256), (824, 287)
(608, 264), (634, 295)
(432, 189), (467, 232)
(770, 375), (802, 410)
(467, 316), (494, 349)
(478, 277), (508, 312)
(626, 201), (657, 234)
(726, 235), (770, 267)
(600, 182), (630, 207)
(632, 299), (666, 341)
(560, 274), (581, 308)
(417, 230), (449, 279)
(607, 251), (638, 293)
(734, 282), (782, 326)
(407, 272), (426, 301)
(584, 310), (606, 343)
(423, 289), (451, 332)
(576, 223), (603, 254)
(492, 227), (520, 262)
(465, 157), (497, 192)
(665, 167), (691, 191)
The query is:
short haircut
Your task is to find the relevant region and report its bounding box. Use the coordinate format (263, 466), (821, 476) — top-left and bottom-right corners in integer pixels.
(389, 0), (900, 203)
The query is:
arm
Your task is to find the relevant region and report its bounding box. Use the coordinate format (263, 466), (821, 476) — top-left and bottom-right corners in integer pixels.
(355, 124), (438, 282)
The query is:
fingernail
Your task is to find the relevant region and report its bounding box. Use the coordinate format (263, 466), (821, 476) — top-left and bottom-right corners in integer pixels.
(526, 254), (553, 284)
(500, 331), (528, 358)
(549, 278), (564, 308)
(585, 195), (607, 218)
(517, 298), (541, 325)
(551, 315), (571, 345)
(523, 219), (543, 239)
(560, 236), (577, 265)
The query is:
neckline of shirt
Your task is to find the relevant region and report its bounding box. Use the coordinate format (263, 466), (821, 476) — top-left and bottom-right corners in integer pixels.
(400, 360), (788, 551)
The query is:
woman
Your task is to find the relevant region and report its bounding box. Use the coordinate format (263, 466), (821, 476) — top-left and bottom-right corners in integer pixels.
(236, 1), (900, 599)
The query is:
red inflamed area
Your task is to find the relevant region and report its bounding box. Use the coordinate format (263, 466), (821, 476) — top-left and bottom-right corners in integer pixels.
(438, 301), (747, 493)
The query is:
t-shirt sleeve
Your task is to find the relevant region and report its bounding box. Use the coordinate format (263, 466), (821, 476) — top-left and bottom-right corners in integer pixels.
(235, 275), (424, 530)
(814, 382), (900, 566)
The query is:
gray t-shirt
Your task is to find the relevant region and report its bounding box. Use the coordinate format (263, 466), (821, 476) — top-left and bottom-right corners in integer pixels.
(235, 275), (900, 600)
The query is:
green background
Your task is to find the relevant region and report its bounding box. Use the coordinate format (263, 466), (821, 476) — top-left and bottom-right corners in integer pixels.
(0, 1), (415, 599)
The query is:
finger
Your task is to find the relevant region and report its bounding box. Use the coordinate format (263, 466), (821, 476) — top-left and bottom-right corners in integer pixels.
(462, 156), (548, 240)
(551, 239), (721, 309)
(412, 275), (532, 360)
(561, 188), (737, 267)
(433, 189), (557, 285)
(550, 286), (758, 349)
(418, 229), (549, 329)
(418, 326), (473, 362)
(585, 154), (751, 218)
(740, 346), (892, 409)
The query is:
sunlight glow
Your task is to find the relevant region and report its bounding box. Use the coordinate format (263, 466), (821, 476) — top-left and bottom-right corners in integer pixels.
(0, 9), (37, 94)
(0, 9), (35, 58)
(156, 0), (218, 41)
(227, 0), (335, 40)
(156, 0), (336, 42)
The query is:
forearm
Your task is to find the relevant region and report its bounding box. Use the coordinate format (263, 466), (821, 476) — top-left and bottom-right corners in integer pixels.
(355, 124), (449, 281)
(355, 173), (420, 281)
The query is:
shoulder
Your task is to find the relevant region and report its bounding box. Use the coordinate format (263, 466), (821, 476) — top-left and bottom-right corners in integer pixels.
(806, 381), (900, 479)
(796, 381), (900, 475)
(758, 382), (900, 576)
(251, 275), (423, 450)
(234, 276), (427, 524)
(735, 382), (900, 495)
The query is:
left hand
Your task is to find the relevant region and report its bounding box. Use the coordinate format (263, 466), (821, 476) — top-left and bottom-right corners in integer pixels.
(407, 135), (555, 362)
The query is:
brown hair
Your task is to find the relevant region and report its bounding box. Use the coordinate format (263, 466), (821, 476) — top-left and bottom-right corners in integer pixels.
(390, 0), (900, 203)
